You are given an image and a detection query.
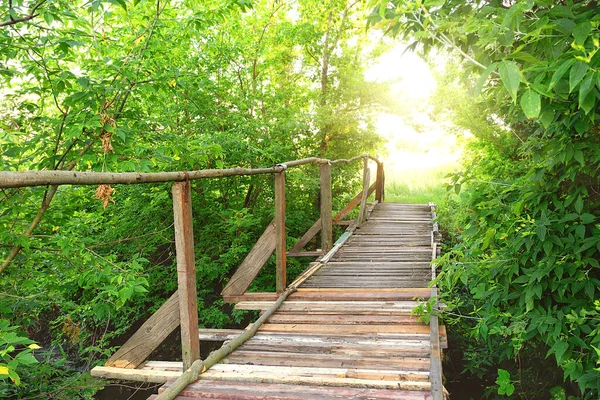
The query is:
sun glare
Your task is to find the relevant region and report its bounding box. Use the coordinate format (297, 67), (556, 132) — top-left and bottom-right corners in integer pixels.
(367, 43), (461, 192)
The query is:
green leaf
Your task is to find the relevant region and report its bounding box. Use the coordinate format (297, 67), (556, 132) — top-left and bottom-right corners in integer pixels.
(569, 61), (589, 93)
(424, 0), (446, 7)
(575, 195), (583, 214)
(549, 59), (574, 90)
(572, 21), (592, 45)
(551, 340), (569, 363)
(573, 149), (584, 166)
(580, 213), (595, 224)
(579, 72), (596, 109)
(520, 89), (541, 119)
(536, 223), (547, 241)
(43, 12), (54, 25)
(474, 62), (497, 95)
(580, 92), (596, 115)
(540, 109), (554, 128)
(498, 60), (521, 102)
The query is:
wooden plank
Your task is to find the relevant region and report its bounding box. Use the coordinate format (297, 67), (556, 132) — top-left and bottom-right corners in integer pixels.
(157, 379), (433, 400)
(198, 328), (245, 341)
(320, 162), (333, 252)
(223, 351), (430, 370)
(196, 368), (431, 390)
(274, 171), (286, 293)
(266, 313), (421, 325)
(172, 181), (200, 370)
(258, 323), (432, 335)
(357, 158), (370, 227)
(288, 218), (322, 254)
(288, 183), (374, 255)
(91, 365), (180, 383)
(221, 221), (276, 296)
(333, 182), (376, 222)
(105, 291), (180, 369)
(235, 300), (423, 312)
(223, 292), (279, 303)
(286, 251), (323, 257)
(375, 162), (384, 202)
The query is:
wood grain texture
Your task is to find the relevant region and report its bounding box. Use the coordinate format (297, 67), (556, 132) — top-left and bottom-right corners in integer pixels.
(375, 162), (384, 202)
(320, 163), (333, 252)
(221, 221), (276, 296)
(357, 158), (371, 227)
(105, 291), (180, 369)
(100, 202), (449, 399)
(172, 181), (200, 370)
(274, 172), (286, 293)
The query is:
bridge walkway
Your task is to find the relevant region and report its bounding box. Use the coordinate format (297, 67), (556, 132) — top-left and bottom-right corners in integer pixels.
(144, 202), (445, 399)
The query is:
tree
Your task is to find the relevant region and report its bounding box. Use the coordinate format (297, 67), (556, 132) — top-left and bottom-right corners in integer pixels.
(369, 0), (600, 396)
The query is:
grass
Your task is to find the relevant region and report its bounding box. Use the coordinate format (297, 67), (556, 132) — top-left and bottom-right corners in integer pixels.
(383, 164), (459, 205)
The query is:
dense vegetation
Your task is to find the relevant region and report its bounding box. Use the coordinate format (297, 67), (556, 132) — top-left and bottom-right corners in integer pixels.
(370, 0), (600, 398)
(0, 0), (390, 397)
(4, 0), (600, 398)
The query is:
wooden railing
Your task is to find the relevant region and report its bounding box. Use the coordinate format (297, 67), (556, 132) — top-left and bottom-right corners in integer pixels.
(0, 154), (384, 371)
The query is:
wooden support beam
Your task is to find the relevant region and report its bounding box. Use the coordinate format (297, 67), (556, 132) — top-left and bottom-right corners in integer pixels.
(288, 182), (375, 255)
(376, 162), (384, 202)
(357, 158), (371, 227)
(333, 182), (376, 222)
(320, 162), (333, 252)
(221, 221), (276, 296)
(222, 292), (280, 303)
(105, 291), (180, 369)
(288, 218), (321, 254)
(286, 251), (323, 258)
(172, 181), (200, 371)
(274, 171), (286, 293)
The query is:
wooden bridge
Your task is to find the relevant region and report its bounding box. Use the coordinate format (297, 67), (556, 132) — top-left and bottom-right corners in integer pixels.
(0, 155), (446, 399)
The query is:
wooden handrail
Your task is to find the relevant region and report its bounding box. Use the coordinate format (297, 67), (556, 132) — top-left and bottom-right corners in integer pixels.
(3, 152), (385, 374)
(0, 154), (382, 189)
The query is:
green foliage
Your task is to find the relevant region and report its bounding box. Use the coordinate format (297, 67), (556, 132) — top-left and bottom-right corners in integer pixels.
(1, 0), (387, 397)
(496, 369), (515, 397)
(367, 0), (600, 396)
(0, 320), (39, 386)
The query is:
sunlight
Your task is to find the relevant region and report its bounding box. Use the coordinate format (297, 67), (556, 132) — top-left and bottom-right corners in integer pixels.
(367, 43), (460, 180)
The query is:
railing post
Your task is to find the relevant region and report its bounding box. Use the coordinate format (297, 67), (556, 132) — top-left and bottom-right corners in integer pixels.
(375, 161), (384, 202)
(357, 157), (370, 226)
(172, 181), (200, 371)
(274, 170), (286, 293)
(320, 162), (333, 252)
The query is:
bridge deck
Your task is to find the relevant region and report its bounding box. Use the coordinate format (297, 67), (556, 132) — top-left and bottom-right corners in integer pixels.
(146, 203), (445, 399)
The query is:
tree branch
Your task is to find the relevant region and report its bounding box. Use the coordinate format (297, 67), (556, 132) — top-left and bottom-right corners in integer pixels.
(0, 0), (46, 28)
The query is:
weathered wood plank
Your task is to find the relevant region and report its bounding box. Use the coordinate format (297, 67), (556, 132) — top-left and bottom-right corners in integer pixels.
(288, 218), (322, 254)
(172, 181), (200, 370)
(221, 221), (276, 296)
(258, 323), (432, 335)
(198, 328), (246, 341)
(333, 182), (376, 222)
(375, 162), (384, 202)
(223, 351), (430, 370)
(222, 292), (279, 303)
(105, 291), (180, 369)
(286, 251), (323, 257)
(357, 158), (371, 227)
(157, 379), (433, 400)
(91, 366), (180, 383)
(274, 171), (286, 293)
(320, 162), (333, 252)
